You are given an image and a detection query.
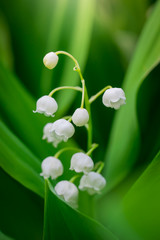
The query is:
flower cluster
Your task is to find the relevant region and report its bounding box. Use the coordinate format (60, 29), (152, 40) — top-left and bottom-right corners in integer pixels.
(40, 152), (106, 207)
(33, 51), (126, 208)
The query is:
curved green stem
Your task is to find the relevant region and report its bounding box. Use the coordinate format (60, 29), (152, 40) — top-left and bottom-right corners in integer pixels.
(68, 117), (72, 123)
(55, 51), (86, 111)
(54, 147), (83, 159)
(48, 86), (82, 97)
(80, 79), (85, 108)
(86, 143), (99, 156)
(93, 161), (104, 173)
(69, 174), (81, 183)
(84, 86), (92, 151)
(55, 51), (79, 68)
(55, 51), (84, 82)
(89, 85), (112, 104)
(63, 115), (72, 120)
(76, 67), (83, 81)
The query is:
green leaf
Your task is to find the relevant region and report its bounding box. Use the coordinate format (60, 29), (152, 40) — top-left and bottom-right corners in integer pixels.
(0, 169), (43, 240)
(99, 0), (148, 34)
(0, 231), (14, 240)
(0, 120), (44, 197)
(85, 20), (125, 156)
(118, 150), (160, 240)
(57, 0), (96, 115)
(0, 13), (13, 69)
(104, 0), (160, 188)
(40, 0), (96, 116)
(39, 0), (69, 94)
(0, 0), (45, 95)
(43, 180), (118, 240)
(0, 63), (56, 159)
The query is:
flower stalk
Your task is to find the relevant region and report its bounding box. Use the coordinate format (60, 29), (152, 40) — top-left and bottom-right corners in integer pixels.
(86, 143), (99, 156)
(34, 50), (126, 209)
(89, 85), (112, 104)
(48, 86), (82, 97)
(54, 147), (83, 159)
(69, 175), (81, 183)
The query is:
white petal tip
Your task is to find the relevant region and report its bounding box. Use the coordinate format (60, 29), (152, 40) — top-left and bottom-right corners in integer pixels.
(44, 113), (55, 117)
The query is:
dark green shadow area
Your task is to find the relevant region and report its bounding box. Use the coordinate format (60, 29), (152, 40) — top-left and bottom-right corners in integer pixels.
(0, 169), (44, 240)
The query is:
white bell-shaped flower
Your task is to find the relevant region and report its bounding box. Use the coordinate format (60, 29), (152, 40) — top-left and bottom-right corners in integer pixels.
(55, 180), (79, 208)
(70, 152), (94, 174)
(42, 123), (54, 142)
(43, 52), (59, 69)
(40, 156), (63, 179)
(50, 119), (75, 147)
(42, 123), (53, 142)
(102, 88), (126, 110)
(33, 95), (58, 117)
(72, 108), (89, 127)
(79, 172), (106, 195)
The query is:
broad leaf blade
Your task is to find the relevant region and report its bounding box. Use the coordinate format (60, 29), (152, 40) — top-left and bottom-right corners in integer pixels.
(104, 1), (160, 187)
(0, 231), (14, 240)
(57, 0), (96, 116)
(96, 152), (160, 240)
(0, 13), (13, 69)
(43, 180), (117, 240)
(119, 150), (160, 239)
(0, 63), (56, 158)
(0, 120), (44, 197)
(0, 169), (43, 240)
(40, 0), (96, 116)
(40, 0), (69, 94)
(0, 0), (48, 95)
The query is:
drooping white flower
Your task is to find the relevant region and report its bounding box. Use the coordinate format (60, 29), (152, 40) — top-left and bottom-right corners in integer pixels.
(33, 95), (58, 117)
(50, 119), (75, 147)
(79, 172), (106, 195)
(102, 88), (126, 110)
(70, 152), (94, 174)
(72, 108), (89, 127)
(40, 156), (63, 179)
(55, 180), (79, 208)
(43, 52), (59, 69)
(42, 123), (54, 142)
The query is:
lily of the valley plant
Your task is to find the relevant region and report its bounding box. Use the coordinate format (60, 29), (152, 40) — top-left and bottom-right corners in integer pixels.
(33, 51), (126, 208)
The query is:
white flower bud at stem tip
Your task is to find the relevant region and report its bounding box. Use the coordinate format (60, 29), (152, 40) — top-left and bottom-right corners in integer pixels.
(43, 52), (59, 69)
(72, 108), (89, 127)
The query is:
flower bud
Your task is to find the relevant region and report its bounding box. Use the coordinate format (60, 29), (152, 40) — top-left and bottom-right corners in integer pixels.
(102, 88), (126, 110)
(43, 52), (58, 69)
(50, 119), (75, 147)
(40, 156), (63, 179)
(55, 180), (79, 208)
(79, 172), (106, 195)
(72, 108), (89, 127)
(33, 95), (58, 117)
(70, 152), (94, 174)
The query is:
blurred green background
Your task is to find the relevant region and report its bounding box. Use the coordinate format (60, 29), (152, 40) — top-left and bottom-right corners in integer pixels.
(0, 0), (160, 239)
